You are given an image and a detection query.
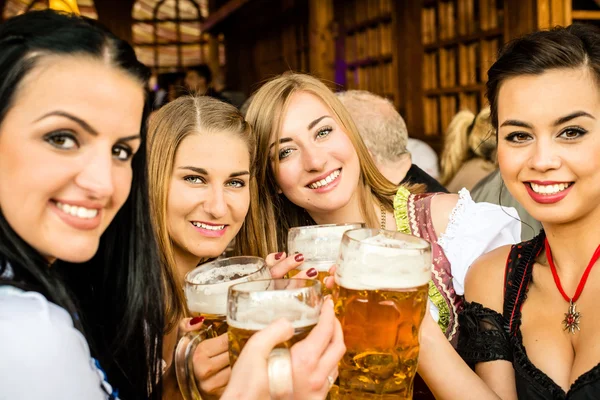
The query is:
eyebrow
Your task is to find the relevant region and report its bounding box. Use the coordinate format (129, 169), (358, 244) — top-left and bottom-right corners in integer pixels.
(179, 166), (250, 177)
(268, 115), (332, 151)
(36, 110), (141, 141)
(500, 111), (595, 129)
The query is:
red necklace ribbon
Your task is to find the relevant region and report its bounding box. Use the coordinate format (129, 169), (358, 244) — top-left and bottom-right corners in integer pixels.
(545, 238), (600, 303)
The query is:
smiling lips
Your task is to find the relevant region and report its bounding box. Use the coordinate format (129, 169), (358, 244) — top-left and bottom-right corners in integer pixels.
(52, 200), (102, 230)
(190, 221), (227, 237)
(307, 169), (341, 190)
(525, 181), (574, 204)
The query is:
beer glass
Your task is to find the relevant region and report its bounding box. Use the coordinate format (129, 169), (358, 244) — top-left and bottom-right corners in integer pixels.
(287, 223), (364, 294)
(334, 229), (431, 399)
(227, 279), (323, 397)
(175, 256), (271, 400)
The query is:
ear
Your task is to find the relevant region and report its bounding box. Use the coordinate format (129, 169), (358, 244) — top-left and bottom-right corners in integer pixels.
(277, 187), (283, 194)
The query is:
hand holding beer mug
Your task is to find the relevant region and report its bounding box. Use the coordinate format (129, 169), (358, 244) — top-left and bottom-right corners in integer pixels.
(227, 279), (323, 399)
(334, 229), (431, 399)
(287, 223), (364, 294)
(175, 256), (270, 400)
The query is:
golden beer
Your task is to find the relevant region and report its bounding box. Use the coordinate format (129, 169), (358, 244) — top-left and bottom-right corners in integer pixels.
(287, 260), (332, 295)
(334, 284), (428, 399)
(189, 312), (228, 337)
(228, 322), (316, 366)
(335, 229), (432, 400)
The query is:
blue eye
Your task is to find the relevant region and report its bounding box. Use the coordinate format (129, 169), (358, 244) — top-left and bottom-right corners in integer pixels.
(316, 127), (332, 139)
(278, 147), (293, 160)
(226, 179), (246, 188)
(44, 132), (79, 150)
(184, 176), (205, 184)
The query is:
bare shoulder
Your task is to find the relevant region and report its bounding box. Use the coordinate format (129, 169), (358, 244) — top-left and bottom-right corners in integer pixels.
(429, 193), (459, 236)
(464, 244), (513, 313)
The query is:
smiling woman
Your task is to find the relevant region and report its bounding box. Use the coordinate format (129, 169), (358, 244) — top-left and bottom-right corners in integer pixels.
(0, 9), (163, 400)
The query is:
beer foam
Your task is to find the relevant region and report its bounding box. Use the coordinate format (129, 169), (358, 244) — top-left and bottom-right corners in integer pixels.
(186, 263), (263, 315)
(336, 234), (431, 290)
(227, 297), (320, 330)
(295, 260), (334, 272)
(288, 224), (362, 262)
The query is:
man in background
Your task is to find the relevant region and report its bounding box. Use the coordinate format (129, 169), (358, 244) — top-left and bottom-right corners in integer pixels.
(337, 90), (446, 193)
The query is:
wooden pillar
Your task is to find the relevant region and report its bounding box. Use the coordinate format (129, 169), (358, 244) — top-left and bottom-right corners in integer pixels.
(308, 0), (335, 82)
(537, 0), (570, 29)
(206, 34), (220, 76)
(95, 0), (135, 43)
(394, 0), (424, 137)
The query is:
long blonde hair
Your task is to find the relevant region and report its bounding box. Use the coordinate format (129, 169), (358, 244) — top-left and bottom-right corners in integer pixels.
(440, 107), (496, 185)
(147, 95), (275, 330)
(245, 73), (423, 249)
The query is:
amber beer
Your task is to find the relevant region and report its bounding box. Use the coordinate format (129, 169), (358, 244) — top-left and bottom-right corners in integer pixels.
(227, 279), (322, 366)
(334, 229), (431, 400)
(287, 223), (364, 294)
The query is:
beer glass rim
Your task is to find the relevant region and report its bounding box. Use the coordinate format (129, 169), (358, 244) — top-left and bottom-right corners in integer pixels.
(343, 228), (431, 251)
(185, 256), (266, 286)
(288, 222), (365, 233)
(228, 278), (322, 295)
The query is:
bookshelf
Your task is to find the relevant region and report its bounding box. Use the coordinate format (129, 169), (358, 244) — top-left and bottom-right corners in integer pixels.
(421, 0), (505, 140)
(570, 0), (600, 26)
(337, 0), (397, 105)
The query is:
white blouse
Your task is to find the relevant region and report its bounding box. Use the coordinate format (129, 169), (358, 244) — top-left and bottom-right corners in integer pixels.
(0, 286), (117, 399)
(430, 189), (521, 322)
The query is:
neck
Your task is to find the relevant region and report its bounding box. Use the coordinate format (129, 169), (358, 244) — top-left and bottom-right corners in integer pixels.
(543, 208), (600, 288)
(172, 245), (202, 285)
(308, 188), (366, 226)
(377, 155), (412, 185)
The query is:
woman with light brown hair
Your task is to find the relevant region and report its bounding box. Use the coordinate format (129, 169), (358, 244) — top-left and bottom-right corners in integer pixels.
(146, 95), (340, 399)
(246, 73), (520, 349)
(440, 107), (497, 192)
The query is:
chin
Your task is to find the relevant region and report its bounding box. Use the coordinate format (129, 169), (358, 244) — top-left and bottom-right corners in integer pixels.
(50, 242), (100, 263)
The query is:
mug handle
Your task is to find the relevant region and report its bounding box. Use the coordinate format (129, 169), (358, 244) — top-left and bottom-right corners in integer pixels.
(174, 326), (215, 400)
(267, 348), (294, 400)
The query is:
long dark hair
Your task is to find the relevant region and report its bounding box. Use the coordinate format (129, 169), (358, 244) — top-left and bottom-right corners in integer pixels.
(0, 10), (164, 399)
(487, 24), (600, 130)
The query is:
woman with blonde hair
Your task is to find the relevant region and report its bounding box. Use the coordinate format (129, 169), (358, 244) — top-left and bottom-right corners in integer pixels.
(147, 95), (339, 398)
(246, 73), (520, 350)
(440, 107), (497, 192)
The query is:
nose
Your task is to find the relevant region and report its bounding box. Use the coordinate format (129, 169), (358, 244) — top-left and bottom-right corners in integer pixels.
(203, 185), (228, 219)
(301, 144), (327, 172)
(74, 148), (114, 200)
(528, 137), (562, 172)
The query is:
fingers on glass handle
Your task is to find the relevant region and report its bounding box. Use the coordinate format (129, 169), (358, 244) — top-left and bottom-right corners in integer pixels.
(267, 348), (294, 400)
(175, 330), (209, 400)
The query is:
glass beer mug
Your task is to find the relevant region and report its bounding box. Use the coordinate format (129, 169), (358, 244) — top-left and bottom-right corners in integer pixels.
(287, 223), (364, 294)
(227, 279), (323, 398)
(175, 256), (271, 400)
(334, 229), (431, 399)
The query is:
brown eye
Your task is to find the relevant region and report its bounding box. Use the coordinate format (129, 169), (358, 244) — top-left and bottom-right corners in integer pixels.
(45, 132), (78, 150)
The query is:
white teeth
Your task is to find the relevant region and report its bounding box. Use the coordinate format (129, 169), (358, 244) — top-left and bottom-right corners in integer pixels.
(56, 202), (99, 219)
(530, 182), (570, 195)
(192, 222), (225, 231)
(308, 169), (340, 189)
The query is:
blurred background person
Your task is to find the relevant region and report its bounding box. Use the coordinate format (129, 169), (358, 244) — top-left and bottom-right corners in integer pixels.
(406, 137), (440, 181)
(440, 108), (496, 193)
(337, 90), (446, 193)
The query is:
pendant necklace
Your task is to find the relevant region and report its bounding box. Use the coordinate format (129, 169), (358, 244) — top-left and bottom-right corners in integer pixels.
(545, 238), (600, 334)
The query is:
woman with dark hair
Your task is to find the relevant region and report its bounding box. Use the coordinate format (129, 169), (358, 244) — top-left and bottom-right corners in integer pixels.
(0, 9), (164, 399)
(417, 24), (600, 399)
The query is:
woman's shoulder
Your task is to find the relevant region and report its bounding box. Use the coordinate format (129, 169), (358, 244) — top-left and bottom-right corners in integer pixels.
(464, 245), (513, 313)
(0, 287), (108, 399)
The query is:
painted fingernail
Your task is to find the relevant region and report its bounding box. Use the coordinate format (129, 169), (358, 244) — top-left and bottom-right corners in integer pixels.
(306, 268), (318, 277)
(294, 254), (304, 262)
(190, 316), (204, 326)
(275, 252), (284, 260)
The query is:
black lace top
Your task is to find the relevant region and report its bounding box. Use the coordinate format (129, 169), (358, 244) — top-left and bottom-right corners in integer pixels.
(457, 232), (600, 399)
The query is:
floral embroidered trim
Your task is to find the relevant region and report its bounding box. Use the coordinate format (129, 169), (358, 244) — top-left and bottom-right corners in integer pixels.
(92, 358), (120, 400)
(394, 187), (451, 335)
(431, 267), (459, 340)
(437, 188), (472, 251)
(393, 186), (411, 235)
